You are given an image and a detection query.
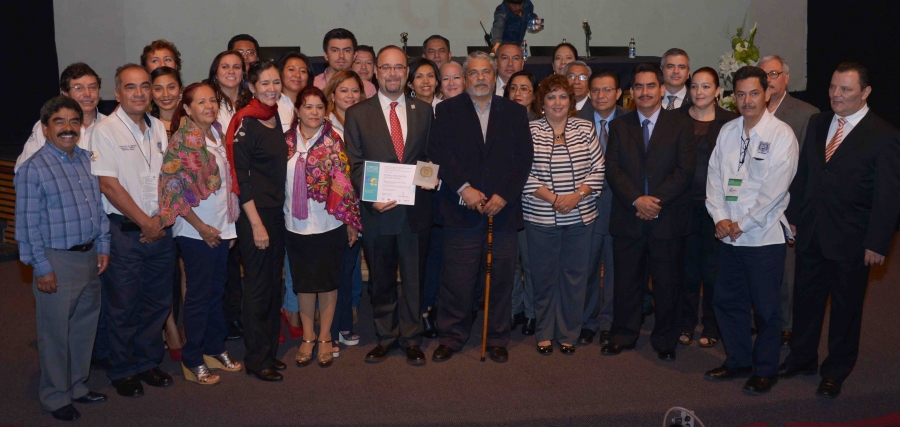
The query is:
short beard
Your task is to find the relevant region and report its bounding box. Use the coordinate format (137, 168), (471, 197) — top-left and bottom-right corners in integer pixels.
(468, 85), (493, 97)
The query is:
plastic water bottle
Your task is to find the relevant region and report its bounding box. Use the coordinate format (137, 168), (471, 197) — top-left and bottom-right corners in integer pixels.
(628, 38), (636, 58)
(562, 38), (567, 44)
(522, 40), (530, 60)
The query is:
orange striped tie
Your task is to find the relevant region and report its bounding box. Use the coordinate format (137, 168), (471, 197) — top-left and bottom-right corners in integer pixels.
(825, 118), (847, 162)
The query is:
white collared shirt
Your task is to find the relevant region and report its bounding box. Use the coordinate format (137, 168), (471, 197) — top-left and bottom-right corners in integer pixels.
(216, 100), (235, 131)
(278, 93), (295, 133)
(328, 112), (345, 139)
(576, 96), (589, 111)
(495, 76), (506, 96)
(378, 91), (407, 144)
(664, 86), (688, 109)
(173, 127), (237, 240)
(825, 104), (869, 147)
(91, 107), (168, 217)
(706, 110), (798, 247)
(284, 125), (344, 235)
(16, 111), (106, 173)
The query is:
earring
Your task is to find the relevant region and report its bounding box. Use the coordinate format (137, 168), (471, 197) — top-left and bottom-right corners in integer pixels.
(410, 90), (416, 98)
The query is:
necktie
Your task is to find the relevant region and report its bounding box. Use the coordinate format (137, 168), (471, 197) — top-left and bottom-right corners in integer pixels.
(824, 117), (847, 162)
(598, 119), (608, 150)
(642, 119), (651, 195)
(666, 95), (676, 110)
(389, 102), (404, 161)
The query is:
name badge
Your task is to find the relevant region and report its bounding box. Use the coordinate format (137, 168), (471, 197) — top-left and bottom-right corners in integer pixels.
(141, 173), (158, 213)
(726, 178), (742, 202)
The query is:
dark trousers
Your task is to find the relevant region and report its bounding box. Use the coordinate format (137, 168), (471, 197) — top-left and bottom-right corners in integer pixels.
(610, 231), (684, 351)
(583, 228), (614, 332)
(437, 222), (516, 350)
(526, 221), (592, 345)
(785, 234), (871, 383)
(714, 243), (785, 377)
(677, 202), (720, 339)
(423, 225), (444, 310)
(176, 237), (229, 368)
(331, 240), (362, 339)
(105, 217), (176, 381)
(364, 222), (428, 348)
(236, 207), (286, 372)
(224, 244), (243, 324)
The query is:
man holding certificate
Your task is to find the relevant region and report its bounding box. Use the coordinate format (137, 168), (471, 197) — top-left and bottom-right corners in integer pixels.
(344, 45), (435, 366)
(427, 51), (534, 363)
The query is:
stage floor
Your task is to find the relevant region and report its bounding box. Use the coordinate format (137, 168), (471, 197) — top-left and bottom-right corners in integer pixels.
(1, 235), (899, 426)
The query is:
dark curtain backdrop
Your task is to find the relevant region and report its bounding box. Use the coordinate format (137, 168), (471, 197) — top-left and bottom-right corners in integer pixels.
(2, 0), (59, 155)
(807, 0), (899, 128)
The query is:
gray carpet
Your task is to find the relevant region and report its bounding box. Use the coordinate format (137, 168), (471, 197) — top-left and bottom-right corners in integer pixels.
(2, 234), (899, 427)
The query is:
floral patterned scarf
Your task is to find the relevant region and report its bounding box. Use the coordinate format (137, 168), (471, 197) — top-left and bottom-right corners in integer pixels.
(158, 116), (239, 228)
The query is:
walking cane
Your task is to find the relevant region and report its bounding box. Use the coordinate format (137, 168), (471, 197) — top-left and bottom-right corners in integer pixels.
(480, 216), (494, 362)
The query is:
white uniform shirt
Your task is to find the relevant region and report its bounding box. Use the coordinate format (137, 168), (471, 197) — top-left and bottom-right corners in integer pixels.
(706, 110), (798, 247)
(91, 107), (168, 217)
(378, 91), (407, 144)
(15, 111), (106, 172)
(284, 125), (344, 235)
(664, 86), (688, 109)
(173, 127), (237, 240)
(278, 93), (295, 133)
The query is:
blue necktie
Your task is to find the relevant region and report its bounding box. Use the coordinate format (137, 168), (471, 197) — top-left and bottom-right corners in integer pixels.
(642, 119), (650, 195)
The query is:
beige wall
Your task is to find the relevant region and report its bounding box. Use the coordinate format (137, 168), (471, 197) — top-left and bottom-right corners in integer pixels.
(55, 0), (807, 98)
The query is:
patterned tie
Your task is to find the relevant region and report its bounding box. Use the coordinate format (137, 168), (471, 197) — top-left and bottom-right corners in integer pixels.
(389, 102), (404, 161)
(666, 95), (676, 110)
(825, 117), (847, 162)
(598, 119), (608, 150)
(642, 119), (651, 194)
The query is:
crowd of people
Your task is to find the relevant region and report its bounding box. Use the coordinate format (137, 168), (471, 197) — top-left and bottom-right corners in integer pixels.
(14, 1), (900, 422)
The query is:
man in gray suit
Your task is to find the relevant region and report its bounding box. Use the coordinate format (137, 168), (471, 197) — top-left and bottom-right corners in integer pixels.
(577, 69), (630, 345)
(759, 54), (820, 346)
(344, 45), (435, 365)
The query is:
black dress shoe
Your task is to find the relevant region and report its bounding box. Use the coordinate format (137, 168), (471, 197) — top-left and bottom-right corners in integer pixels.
(421, 315), (438, 339)
(51, 404), (80, 421)
(816, 378), (842, 399)
(600, 342), (635, 356)
(781, 331), (792, 346)
(365, 343), (399, 363)
(560, 344), (576, 355)
(405, 345), (427, 366)
(704, 365), (753, 381)
(488, 346), (509, 363)
(246, 368), (283, 382)
(521, 318), (536, 335)
(136, 367), (173, 387)
(777, 360), (817, 378)
(657, 349), (676, 361)
(226, 320), (243, 341)
(599, 330), (611, 345)
(73, 391), (108, 404)
(641, 306), (655, 324)
(432, 345), (455, 362)
(272, 359), (287, 371)
(577, 329), (595, 345)
(536, 343), (553, 355)
(112, 376), (144, 398)
(511, 312), (526, 329)
(743, 375), (778, 395)
(90, 357), (113, 370)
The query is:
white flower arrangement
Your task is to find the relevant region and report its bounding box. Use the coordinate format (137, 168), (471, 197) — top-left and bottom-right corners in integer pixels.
(718, 18), (760, 111)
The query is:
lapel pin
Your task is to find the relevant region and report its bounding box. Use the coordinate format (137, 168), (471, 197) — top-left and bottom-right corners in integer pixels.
(411, 104), (416, 110)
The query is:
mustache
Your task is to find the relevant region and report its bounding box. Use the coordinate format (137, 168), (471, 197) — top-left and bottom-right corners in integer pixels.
(57, 131), (78, 138)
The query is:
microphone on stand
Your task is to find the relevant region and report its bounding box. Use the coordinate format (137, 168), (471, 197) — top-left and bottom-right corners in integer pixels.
(583, 20), (593, 59)
(401, 32), (409, 57)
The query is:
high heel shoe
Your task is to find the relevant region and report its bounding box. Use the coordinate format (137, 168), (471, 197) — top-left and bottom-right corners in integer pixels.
(281, 308), (303, 339)
(317, 339), (334, 368)
(182, 363), (220, 385)
(296, 336), (316, 367)
(168, 348), (182, 362)
(203, 352), (242, 372)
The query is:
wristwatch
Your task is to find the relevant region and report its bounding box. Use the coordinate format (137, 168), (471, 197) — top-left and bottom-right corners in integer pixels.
(577, 190), (587, 200)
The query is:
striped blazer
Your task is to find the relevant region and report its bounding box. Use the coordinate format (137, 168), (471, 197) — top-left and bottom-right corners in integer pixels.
(523, 117), (605, 226)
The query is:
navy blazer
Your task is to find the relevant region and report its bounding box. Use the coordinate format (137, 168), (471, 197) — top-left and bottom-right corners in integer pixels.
(427, 93), (534, 232)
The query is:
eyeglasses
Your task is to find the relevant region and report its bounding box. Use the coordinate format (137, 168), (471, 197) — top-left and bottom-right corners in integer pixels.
(567, 74), (589, 81)
(378, 65), (407, 73)
(237, 49), (257, 56)
(590, 87), (616, 95)
(70, 84), (100, 93)
(765, 70), (784, 79)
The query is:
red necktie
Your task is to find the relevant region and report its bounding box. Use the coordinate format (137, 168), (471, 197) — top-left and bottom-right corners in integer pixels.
(390, 102), (404, 161)
(824, 117), (847, 162)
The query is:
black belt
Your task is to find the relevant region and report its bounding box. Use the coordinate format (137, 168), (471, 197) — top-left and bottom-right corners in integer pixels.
(68, 241), (94, 252)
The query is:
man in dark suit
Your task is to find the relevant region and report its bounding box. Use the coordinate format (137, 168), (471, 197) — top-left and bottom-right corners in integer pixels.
(779, 62), (900, 398)
(759, 54), (820, 346)
(427, 51), (533, 363)
(661, 48), (692, 110)
(600, 63), (696, 361)
(577, 69), (629, 346)
(344, 45), (435, 366)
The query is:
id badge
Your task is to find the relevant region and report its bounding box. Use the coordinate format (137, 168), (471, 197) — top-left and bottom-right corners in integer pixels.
(725, 178), (742, 202)
(141, 172), (158, 212)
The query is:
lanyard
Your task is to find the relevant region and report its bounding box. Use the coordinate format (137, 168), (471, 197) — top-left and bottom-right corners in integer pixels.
(737, 122), (751, 172)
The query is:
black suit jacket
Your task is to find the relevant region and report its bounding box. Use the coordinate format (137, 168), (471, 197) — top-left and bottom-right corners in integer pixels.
(785, 110), (900, 261)
(605, 108), (696, 239)
(427, 93), (534, 232)
(344, 94), (434, 235)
